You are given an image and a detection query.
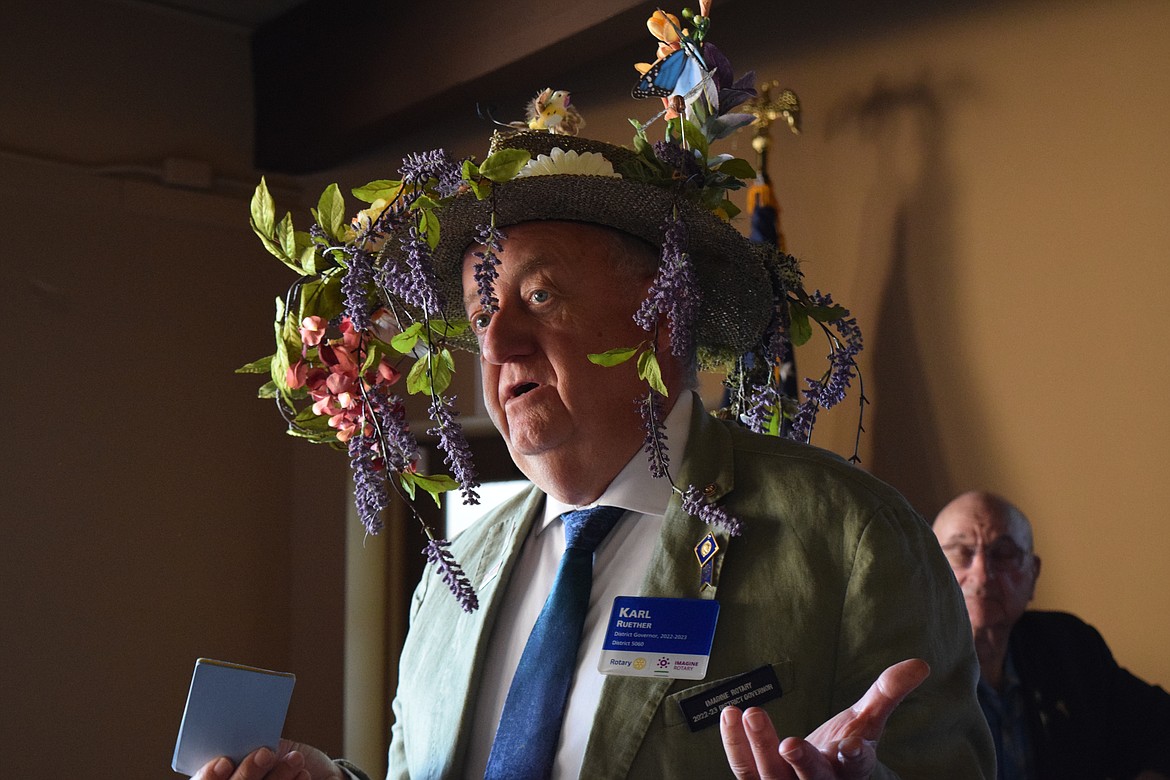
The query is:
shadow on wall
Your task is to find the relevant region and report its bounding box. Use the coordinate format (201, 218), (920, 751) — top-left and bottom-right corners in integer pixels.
(826, 72), (992, 519)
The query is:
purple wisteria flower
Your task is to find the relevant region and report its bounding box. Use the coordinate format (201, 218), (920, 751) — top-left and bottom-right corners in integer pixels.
(366, 389), (419, 473)
(635, 215), (701, 359)
(681, 484), (743, 536)
(423, 537), (479, 613)
(816, 293), (863, 405)
(471, 222), (505, 314)
(379, 227), (445, 317)
(399, 148), (464, 197)
(788, 381), (821, 443)
(341, 246), (375, 330)
(788, 291), (863, 443)
(348, 435), (390, 535)
(653, 140), (704, 184)
(742, 383), (780, 435)
(637, 391), (670, 478)
(427, 395), (481, 506)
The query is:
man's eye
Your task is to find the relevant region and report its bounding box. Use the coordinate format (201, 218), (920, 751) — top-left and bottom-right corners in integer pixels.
(529, 289), (550, 304)
(472, 312), (492, 330)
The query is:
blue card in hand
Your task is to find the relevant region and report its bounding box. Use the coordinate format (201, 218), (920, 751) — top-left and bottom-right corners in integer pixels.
(171, 658), (296, 776)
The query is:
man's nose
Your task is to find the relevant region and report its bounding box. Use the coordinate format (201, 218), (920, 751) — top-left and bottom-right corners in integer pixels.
(479, 306), (534, 364)
(967, 548), (997, 581)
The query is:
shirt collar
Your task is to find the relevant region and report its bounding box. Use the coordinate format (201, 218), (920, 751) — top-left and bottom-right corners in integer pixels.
(540, 390), (696, 532)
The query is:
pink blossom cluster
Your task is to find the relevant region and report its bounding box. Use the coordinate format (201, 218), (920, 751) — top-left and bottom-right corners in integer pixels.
(286, 315), (401, 443)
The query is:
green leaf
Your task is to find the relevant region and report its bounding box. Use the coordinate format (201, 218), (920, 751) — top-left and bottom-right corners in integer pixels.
(297, 272), (345, 325)
(391, 322), (423, 353)
(316, 183), (345, 241)
(720, 199), (741, 220)
(789, 301), (813, 347)
(637, 349), (669, 396)
(431, 348), (455, 395)
(291, 405), (332, 428)
(250, 178), (276, 235)
(299, 242), (320, 275)
(406, 356), (430, 395)
(469, 178), (492, 200)
(252, 226), (287, 264)
(277, 212), (297, 265)
(236, 355), (273, 374)
(716, 157), (756, 179)
(427, 319), (468, 340)
(406, 349), (455, 395)
(410, 194), (441, 212)
(398, 471), (417, 500)
(272, 301), (306, 400)
(806, 304), (847, 323)
(588, 345), (638, 367)
(352, 179), (403, 203)
(257, 380), (279, 399)
(478, 148), (531, 182)
(361, 340), (391, 373)
(420, 207), (441, 250)
(402, 471), (460, 507)
(686, 124), (709, 160)
(286, 405), (339, 444)
(461, 159), (480, 180)
(766, 403), (781, 436)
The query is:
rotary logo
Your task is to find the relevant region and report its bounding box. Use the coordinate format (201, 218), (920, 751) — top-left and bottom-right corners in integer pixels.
(633, 657), (646, 670)
(657, 657), (670, 669)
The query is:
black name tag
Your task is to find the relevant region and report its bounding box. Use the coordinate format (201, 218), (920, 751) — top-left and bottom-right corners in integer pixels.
(677, 665), (783, 732)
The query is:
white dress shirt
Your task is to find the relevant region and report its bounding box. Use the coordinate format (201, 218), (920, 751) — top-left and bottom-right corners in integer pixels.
(464, 391), (695, 779)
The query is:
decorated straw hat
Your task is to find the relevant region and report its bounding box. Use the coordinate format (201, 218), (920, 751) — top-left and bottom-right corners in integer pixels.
(423, 130), (787, 364)
(242, 5), (862, 611)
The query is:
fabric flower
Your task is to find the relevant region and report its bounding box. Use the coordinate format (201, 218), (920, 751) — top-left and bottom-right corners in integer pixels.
(637, 392), (669, 479)
(427, 395), (481, 506)
(636, 9), (684, 70)
(513, 148), (620, 179)
(681, 484), (743, 536)
(423, 537), (479, 613)
(299, 316), (327, 348)
(647, 10), (682, 45)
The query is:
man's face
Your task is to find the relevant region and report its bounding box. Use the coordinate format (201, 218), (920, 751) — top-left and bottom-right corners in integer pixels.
(933, 494), (1040, 637)
(461, 221), (663, 504)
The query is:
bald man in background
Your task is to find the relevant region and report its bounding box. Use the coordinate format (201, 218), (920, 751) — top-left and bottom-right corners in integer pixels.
(933, 490), (1170, 780)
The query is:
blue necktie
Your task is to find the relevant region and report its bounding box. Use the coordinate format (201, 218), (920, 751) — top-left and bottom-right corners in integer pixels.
(484, 505), (625, 780)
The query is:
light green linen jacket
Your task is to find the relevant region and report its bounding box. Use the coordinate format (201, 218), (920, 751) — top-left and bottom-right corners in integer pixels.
(386, 401), (994, 779)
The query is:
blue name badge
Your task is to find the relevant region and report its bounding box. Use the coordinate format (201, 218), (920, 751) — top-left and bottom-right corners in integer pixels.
(598, 596), (720, 680)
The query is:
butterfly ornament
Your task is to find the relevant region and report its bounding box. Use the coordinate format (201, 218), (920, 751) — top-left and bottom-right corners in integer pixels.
(633, 9), (719, 118)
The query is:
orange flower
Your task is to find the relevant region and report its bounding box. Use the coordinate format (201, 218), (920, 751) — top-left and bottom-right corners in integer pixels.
(635, 11), (684, 75)
(647, 10), (682, 43)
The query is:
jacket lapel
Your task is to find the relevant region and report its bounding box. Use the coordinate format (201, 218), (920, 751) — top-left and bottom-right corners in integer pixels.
(580, 403), (737, 779)
(434, 484), (546, 773)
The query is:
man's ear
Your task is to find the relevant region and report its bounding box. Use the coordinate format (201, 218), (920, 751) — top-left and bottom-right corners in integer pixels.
(1028, 555), (1042, 599)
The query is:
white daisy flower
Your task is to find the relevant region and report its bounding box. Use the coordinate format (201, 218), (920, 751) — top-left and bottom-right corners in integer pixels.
(513, 147), (621, 178)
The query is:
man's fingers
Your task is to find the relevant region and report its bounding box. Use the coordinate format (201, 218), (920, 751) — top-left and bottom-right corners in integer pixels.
(195, 747), (309, 780)
(835, 736), (879, 779)
(721, 706), (798, 780)
(721, 706), (762, 780)
(851, 659), (931, 739)
(193, 756), (234, 780)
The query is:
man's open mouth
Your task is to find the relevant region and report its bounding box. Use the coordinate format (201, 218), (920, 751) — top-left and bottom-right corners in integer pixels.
(513, 382), (539, 397)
